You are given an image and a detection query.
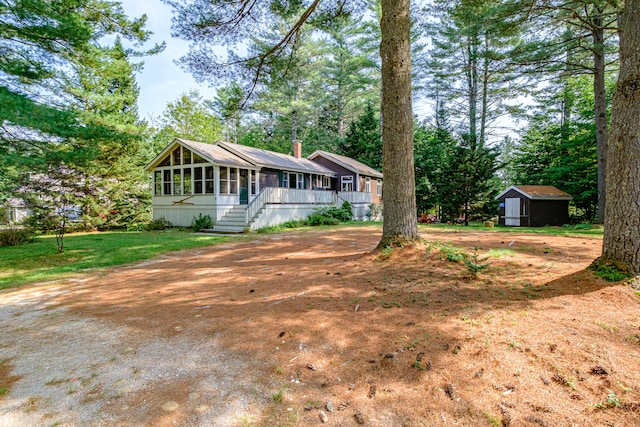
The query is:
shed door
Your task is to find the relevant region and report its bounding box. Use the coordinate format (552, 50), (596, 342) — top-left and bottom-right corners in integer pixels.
(505, 198), (521, 226)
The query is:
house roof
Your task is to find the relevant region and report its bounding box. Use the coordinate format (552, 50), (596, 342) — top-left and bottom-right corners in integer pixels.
(307, 150), (383, 179)
(217, 141), (336, 176)
(496, 185), (573, 200)
(145, 138), (253, 171)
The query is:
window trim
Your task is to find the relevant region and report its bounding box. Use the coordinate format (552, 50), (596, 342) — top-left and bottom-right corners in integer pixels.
(341, 176), (354, 192)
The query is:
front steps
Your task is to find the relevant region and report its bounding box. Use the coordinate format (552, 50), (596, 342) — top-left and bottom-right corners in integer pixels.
(209, 206), (248, 233)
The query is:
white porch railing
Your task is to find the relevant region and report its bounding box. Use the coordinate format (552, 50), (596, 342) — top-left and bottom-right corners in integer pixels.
(336, 191), (372, 204)
(244, 187), (372, 224)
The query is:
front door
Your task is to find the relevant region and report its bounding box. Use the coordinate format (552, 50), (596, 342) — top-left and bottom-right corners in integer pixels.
(239, 169), (249, 204)
(505, 198), (520, 226)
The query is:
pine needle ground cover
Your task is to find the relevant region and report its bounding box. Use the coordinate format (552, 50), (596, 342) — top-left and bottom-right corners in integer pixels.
(1, 225), (638, 426)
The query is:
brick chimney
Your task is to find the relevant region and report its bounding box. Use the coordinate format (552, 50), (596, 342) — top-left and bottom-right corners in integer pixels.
(293, 140), (302, 159)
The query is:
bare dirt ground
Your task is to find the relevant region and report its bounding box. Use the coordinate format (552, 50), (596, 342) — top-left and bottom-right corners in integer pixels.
(1, 225), (639, 427)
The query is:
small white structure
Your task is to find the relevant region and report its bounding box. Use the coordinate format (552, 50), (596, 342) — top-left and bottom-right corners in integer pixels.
(1, 198), (31, 224)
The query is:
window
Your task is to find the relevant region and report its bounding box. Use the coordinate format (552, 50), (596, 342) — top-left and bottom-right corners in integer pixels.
(282, 172), (289, 188)
(172, 147), (181, 165)
(154, 171), (161, 195)
(163, 170), (171, 195)
(230, 168), (238, 194)
(251, 170), (257, 195)
(173, 169), (182, 195)
(205, 166), (214, 194)
(158, 156), (170, 167)
(183, 148), (192, 164)
(194, 167), (203, 194)
(193, 153), (206, 163)
(288, 173), (297, 189)
(365, 177), (371, 193)
(341, 176), (354, 192)
(323, 176), (331, 188)
(296, 173), (304, 189)
(183, 168), (192, 194)
(219, 167), (228, 194)
(377, 180), (382, 196)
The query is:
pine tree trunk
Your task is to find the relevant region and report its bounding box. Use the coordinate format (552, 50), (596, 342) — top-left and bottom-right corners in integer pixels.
(601, 0), (640, 274)
(379, 0), (418, 248)
(593, 17), (609, 224)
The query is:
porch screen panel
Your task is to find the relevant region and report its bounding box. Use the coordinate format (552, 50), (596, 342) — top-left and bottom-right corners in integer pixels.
(184, 168), (192, 194)
(183, 149), (192, 164)
(163, 170), (171, 195)
(154, 171), (161, 195)
(194, 167), (203, 194)
(205, 166), (214, 194)
(219, 167), (228, 194)
(173, 169), (182, 195)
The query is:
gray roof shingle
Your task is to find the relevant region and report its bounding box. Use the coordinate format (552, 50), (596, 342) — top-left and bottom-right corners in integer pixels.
(218, 141), (336, 175)
(308, 150), (383, 179)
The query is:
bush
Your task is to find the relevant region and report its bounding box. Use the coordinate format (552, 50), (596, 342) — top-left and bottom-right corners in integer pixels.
(340, 201), (353, 220)
(307, 214), (340, 226)
(145, 217), (173, 231)
(191, 214), (213, 232)
(0, 227), (34, 247)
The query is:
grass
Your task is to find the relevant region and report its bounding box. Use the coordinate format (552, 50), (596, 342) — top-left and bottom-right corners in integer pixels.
(419, 222), (604, 237)
(0, 230), (232, 289)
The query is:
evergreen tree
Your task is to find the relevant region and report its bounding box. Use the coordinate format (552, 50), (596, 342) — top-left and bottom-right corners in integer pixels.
(437, 136), (501, 224)
(414, 111), (457, 214)
(209, 83), (244, 143)
(152, 90), (222, 149)
(339, 103), (381, 170)
(425, 0), (526, 145)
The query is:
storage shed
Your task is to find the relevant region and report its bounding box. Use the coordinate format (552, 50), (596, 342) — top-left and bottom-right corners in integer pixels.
(495, 185), (572, 227)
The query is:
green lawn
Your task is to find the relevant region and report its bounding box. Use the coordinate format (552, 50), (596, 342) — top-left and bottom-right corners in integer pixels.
(419, 222), (604, 237)
(0, 230), (233, 289)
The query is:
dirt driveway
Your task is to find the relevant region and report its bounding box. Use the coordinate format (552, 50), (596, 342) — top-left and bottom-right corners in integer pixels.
(1, 226), (639, 426)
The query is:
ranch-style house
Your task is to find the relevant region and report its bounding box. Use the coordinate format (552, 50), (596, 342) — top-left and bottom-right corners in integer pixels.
(145, 139), (383, 232)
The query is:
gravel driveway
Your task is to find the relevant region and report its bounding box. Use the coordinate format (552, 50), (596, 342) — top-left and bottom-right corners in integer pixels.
(0, 281), (261, 426)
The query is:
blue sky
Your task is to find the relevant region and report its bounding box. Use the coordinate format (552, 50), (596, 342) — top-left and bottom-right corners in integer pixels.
(119, 0), (218, 120)
(119, 1), (439, 125)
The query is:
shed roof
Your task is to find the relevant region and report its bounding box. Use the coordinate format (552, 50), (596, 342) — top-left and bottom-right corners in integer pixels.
(496, 185), (573, 201)
(218, 141), (336, 176)
(307, 150), (383, 179)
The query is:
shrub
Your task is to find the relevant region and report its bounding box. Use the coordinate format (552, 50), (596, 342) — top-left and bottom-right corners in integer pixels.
(340, 201), (353, 220)
(191, 214), (213, 232)
(307, 214), (340, 226)
(145, 217), (173, 231)
(0, 227), (34, 247)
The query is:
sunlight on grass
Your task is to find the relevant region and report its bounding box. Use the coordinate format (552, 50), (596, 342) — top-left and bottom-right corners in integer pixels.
(0, 231), (231, 289)
(487, 248), (516, 258)
(419, 222), (603, 237)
